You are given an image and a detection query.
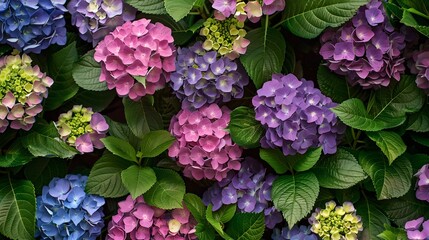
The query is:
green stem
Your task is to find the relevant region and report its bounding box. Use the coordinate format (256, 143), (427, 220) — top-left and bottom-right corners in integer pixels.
(407, 8), (429, 21)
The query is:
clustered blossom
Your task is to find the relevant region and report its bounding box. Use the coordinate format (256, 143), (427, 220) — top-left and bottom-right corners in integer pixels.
(319, 0), (406, 88)
(271, 225), (318, 240)
(405, 217), (429, 240)
(212, 0), (285, 23)
(252, 73), (345, 156)
(55, 105), (109, 153)
(309, 201), (363, 240)
(170, 42), (249, 109)
(203, 158), (282, 229)
(107, 195), (197, 240)
(415, 164), (429, 202)
(168, 104), (242, 181)
(200, 17), (249, 59)
(0, 0), (67, 53)
(36, 175), (105, 240)
(67, 0), (136, 45)
(409, 50), (429, 93)
(0, 54), (53, 132)
(94, 18), (176, 100)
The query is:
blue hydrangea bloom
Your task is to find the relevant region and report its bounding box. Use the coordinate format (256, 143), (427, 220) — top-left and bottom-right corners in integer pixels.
(0, 0), (67, 53)
(36, 174), (105, 240)
(272, 225), (319, 240)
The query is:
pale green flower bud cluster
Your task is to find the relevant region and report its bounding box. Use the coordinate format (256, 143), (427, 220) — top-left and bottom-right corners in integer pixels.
(56, 105), (94, 145)
(309, 201), (363, 240)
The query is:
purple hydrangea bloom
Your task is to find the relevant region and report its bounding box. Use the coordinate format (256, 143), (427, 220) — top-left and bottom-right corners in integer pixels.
(0, 0), (67, 53)
(415, 164), (429, 202)
(67, 0), (136, 46)
(271, 225), (319, 240)
(36, 174), (105, 240)
(319, 0), (406, 88)
(253, 73), (345, 156)
(405, 217), (429, 240)
(409, 50), (429, 93)
(203, 157), (283, 229)
(170, 42), (249, 109)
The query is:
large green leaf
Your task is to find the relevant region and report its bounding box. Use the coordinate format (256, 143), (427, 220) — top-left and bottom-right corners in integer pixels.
(272, 172), (319, 227)
(24, 158), (67, 194)
(101, 136), (137, 163)
(183, 193), (206, 223)
(359, 152), (412, 200)
(64, 89), (115, 112)
(228, 106), (264, 148)
(206, 205), (233, 240)
(0, 140), (33, 168)
(72, 50), (108, 91)
(240, 27), (286, 88)
(291, 147), (322, 172)
(407, 105), (429, 132)
(366, 131), (406, 164)
(401, 10), (429, 37)
(195, 223), (216, 240)
(104, 117), (141, 149)
(0, 178), (35, 240)
(86, 153), (132, 198)
(21, 131), (78, 159)
(144, 168), (185, 209)
(284, 0), (369, 39)
(377, 225), (408, 240)
(317, 65), (358, 103)
(121, 166), (156, 199)
(312, 149), (366, 189)
(140, 130), (175, 158)
(259, 148), (291, 174)
(125, 0), (167, 14)
(164, 0), (197, 21)
(225, 213), (265, 240)
(356, 198), (390, 239)
(123, 97), (163, 138)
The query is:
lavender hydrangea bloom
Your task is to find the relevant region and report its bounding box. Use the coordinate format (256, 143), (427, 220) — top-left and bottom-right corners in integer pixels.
(170, 42), (249, 109)
(253, 73), (345, 156)
(415, 164), (429, 202)
(0, 0), (67, 53)
(409, 50), (429, 93)
(36, 174), (105, 240)
(67, 0), (136, 46)
(319, 0), (406, 88)
(272, 225), (318, 240)
(203, 157), (283, 229)
(405, 217), (429, 240)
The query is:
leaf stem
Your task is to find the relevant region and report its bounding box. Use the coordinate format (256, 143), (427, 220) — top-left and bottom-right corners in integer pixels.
(273, 18), (286, 29)
(407, 8), (429, 21)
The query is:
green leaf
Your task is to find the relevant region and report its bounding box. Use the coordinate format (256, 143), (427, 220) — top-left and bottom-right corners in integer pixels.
(140, 130), (175, 158)
(213, 205), (236, 224)
(228, 106), (264, 148)
(144, 168), (185, 209)
(240, 27), (286, 88)
(377, 225), (408, 240)
(260, 147), (322, 174)
(312, 149), (366, 189)
(356, 198), (390, 239)
(125, 0), (166, 14)
(101, 136), (137, 163)
(164, 0), (197, 21)
(123, 97), (163, 138)
(291, 147), (322, 172)
(284, 0), (369, 39)
(45, 41), (79, 110)
(195, 223), (216, 240)
(104, 117), (141, 149)
(411, 133), (429, 147)
(206, 205), (233, 240)
(24, 158), (67, 195)
(272, 172), (319, 227)
(86, 153), (132, 198)
(184, 193), (206, 223)
(366, 131), (406, 164)
(359, 152), (412, 200)
(259, 148), (290, 174)
(65, 89), (115, 112)
(225, 213), (265, 240)
(0, 140), (33, 168)
(407, 105), (429, 132)
(317, 65), (358, 103)
(282, 42), (296, 74)
(72, 50), (108, 91)
(407, 153), (429, 172)
(21, 131), (78, 159)
(401, 9), (429, 37)
(0, 178), (35, 240)
(121, 166), (156, 199)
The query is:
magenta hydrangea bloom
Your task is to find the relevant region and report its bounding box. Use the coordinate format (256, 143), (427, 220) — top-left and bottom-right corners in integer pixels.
(319, 0), (406, 88)
(94, 18), (176, 100)
(67, 0), (136, 45)
(0, 54), (53, 132)
(107, 195), (197, 240)
(203, 158), (283, 229)
(405, 217), (429, 240)
(168, 103), (243, 181)
(252, 73), (345, 156)
(170, 42), (249, 109)
(415, 164), (429, 202)
(55, 105), (109, 153)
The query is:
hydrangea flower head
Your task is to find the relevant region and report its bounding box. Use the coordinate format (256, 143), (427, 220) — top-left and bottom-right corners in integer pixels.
(170, 42), (249, 109)
(67, 0), (136, 45)
(405, 217), (429, 240)
(212, 0), (285, 23)
(272, 225), (318, 240)
(168, 103), (243, 181)
(200, 17), (249, 59)
(0, 54), (53, 132)
(0, 0), (67, 53)
(55, 105), (109, 153)
(415, 164), (429, 202)
(252, 73), (345, 156)
(36, 174), (105, 240)
(410, 50), (429, 93)
(319, 0), (406, 88)
(107, 195), (197, 240)
(94, 18), (176, 100)
(203, 157), (282, 228)
(309, 201), (363, 240)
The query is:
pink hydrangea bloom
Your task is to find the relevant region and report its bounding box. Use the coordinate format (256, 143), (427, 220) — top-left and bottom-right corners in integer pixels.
(94, 18), (176, 100)
(107, 195), (197, 240)
(168, 104), (243, 181)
